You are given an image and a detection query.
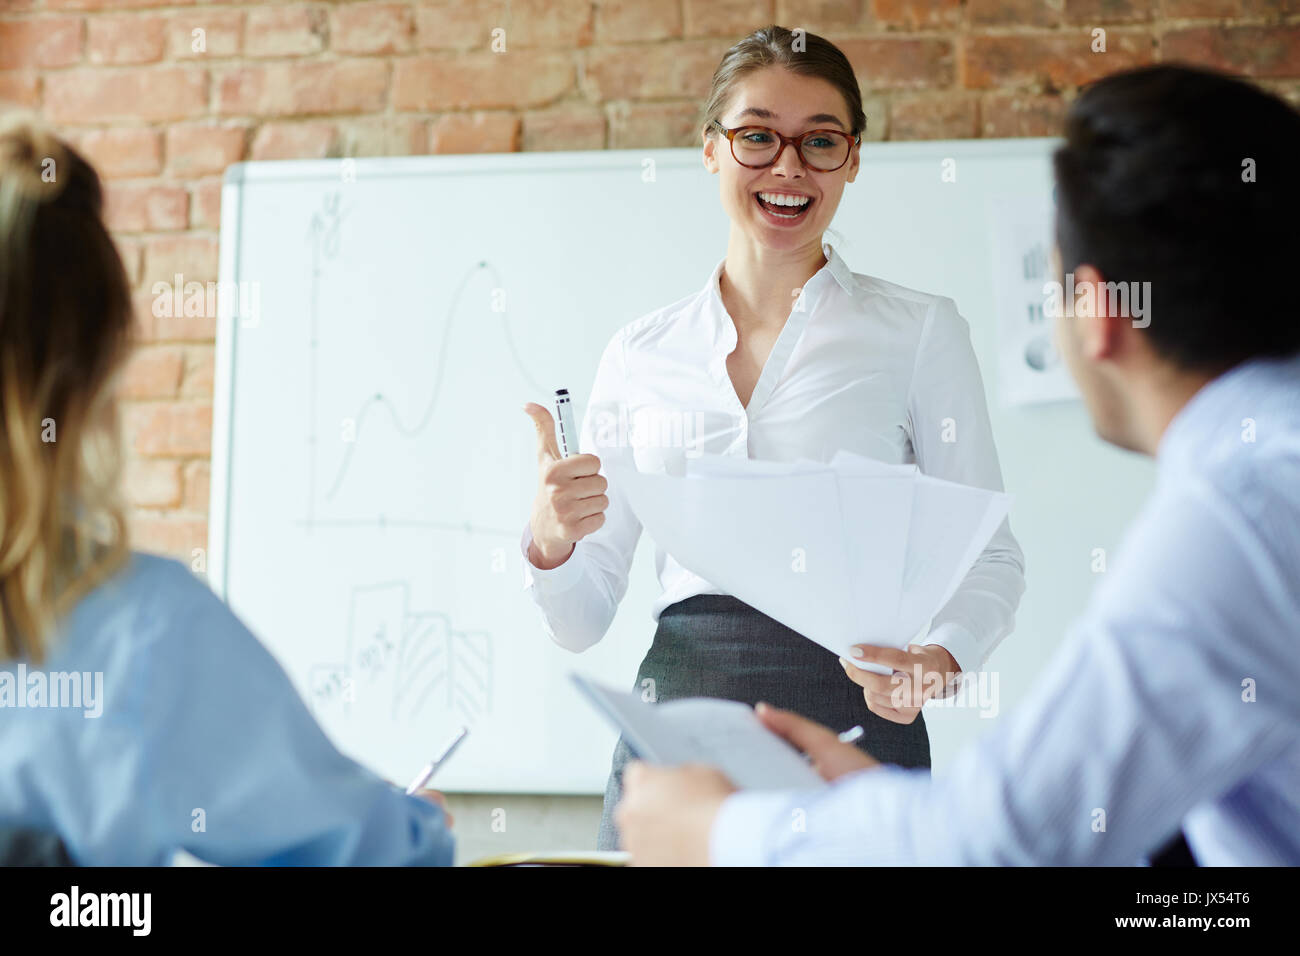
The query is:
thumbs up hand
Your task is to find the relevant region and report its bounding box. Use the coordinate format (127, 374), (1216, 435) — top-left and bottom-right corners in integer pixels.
(523, 402), (608, 570)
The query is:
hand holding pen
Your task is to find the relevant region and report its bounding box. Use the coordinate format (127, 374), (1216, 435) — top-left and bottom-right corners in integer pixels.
(523, 388), (609, 571)
(756, 703), (880, 782)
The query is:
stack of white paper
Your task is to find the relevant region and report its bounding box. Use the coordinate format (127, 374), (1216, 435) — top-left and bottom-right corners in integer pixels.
(603, 448), (1010, 674)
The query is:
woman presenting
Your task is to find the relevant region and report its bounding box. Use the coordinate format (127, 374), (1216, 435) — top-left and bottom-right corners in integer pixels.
(522, 25), (1025, 850)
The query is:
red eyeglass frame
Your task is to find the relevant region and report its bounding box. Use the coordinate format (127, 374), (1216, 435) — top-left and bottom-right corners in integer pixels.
(710, 120), (861, 172)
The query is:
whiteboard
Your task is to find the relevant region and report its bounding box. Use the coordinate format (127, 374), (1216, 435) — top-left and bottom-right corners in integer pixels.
(211, 141), (1155, 793)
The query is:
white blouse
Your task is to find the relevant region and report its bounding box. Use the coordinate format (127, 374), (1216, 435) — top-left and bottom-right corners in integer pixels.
(522, 239), (1025, 675)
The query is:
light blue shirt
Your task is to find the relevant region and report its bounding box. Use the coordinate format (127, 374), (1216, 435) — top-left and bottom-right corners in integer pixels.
(712, 352), (1300, 866)
(0, 554), (453, 866)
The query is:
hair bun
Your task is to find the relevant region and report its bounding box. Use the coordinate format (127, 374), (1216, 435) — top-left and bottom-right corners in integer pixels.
(0, 113), (74, 205)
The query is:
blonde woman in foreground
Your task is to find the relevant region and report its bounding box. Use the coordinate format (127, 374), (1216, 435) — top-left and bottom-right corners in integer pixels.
(0, 118), (453, 866)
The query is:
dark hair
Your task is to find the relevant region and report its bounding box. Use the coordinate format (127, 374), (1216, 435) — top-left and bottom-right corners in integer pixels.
(1053, 64), (1300, 370)
(0, 115), (132, 661)
(701, 25), (867, 139)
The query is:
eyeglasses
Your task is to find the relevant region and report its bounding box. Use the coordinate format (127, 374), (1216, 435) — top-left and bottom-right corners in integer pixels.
(711, 120), (860, 172)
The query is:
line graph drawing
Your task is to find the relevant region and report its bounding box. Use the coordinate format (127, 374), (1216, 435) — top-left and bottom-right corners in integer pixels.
(301, 187), (547, 527)
(308, 580), (494, 726)
(324, 259), (544, 502)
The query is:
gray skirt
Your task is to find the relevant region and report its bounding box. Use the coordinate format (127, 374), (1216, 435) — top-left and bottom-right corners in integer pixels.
(597, 594), (931, 850)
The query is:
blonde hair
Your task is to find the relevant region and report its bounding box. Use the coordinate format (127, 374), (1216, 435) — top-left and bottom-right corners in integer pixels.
(0, 115), (132, 663)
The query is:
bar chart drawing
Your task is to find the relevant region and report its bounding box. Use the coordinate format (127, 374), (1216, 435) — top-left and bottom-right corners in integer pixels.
(309, 581), (493, 727)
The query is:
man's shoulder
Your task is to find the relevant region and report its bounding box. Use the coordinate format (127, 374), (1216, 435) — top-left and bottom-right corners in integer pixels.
(1199, 439), (1300, 545)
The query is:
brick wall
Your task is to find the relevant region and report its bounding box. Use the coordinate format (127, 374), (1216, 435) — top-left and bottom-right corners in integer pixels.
(1, 0), (1297, 561)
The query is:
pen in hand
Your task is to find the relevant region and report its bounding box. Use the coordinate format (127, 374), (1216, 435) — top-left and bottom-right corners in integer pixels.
(406, 726), (469, 794)
(792, 725), (864, 770)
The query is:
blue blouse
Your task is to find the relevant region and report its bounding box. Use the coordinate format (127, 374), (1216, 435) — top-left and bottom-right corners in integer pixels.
(0, 553), (453, 866)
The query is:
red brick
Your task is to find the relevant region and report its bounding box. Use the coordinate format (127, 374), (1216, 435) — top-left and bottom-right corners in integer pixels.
(332, 3), (415, 55)
(890, 93), (979, 139)
(490, 0), (594, 48)
(124, 402), (212, 457)
(130, 292), (152, 339)
(683, 0), (776, 38)
(182, 460), (210, 513)
(154, 311), (216, 342)
(963, 31), (1153, 89)
(142, 235), (219, 286)
(1162, 26), (1300, 79)
(395, 52), (574, 110)
(217, 61), (389, 116)
(104, 182), (190, 233)
(413, 1), (500, 51)
(839, 37), (955, 90)
(428, 112), (520, 153)
(180, 345), (214, 399)
(142, 275), (221, 335)
(595, 0), (683, 43)
(968, 0), (1063, 27)
(1064, 0), (1154, 22)
(0, 71), (39, 108)
(522, 105), (607, 150)
(167, 10), (243, 59)
(73, 127), (163, 178)
(191, 178), (222, 229)
(416, 0), (591, 49)
(0, 16), (82, 69)
(118, 344), (184, 399)
(244, 5), (326, 58)
(774, 0), (867, 30)
(47, 0), (197, 9)
(582, 41), (721, 101)
(45, 67), (208, 123)
(249, 122), (339, 160)
(117, 237), (143, 287)
(980, 92), (1068, 137)
(134, 288), (216, 342)
(338, 117), (427, 155)
(608, 101), (702, 148)
(123, 458), (183, 509)
(165, 122), (247, 177)
(872, 0), (963, 30)
(127, 515), (209, 561)
(87, 14), (167, 65)
(1158, 0), (1300, 17)
(860, 93), (890, 140)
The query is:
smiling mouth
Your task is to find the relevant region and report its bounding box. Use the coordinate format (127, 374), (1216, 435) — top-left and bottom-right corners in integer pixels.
(754, 192), (814, 221)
